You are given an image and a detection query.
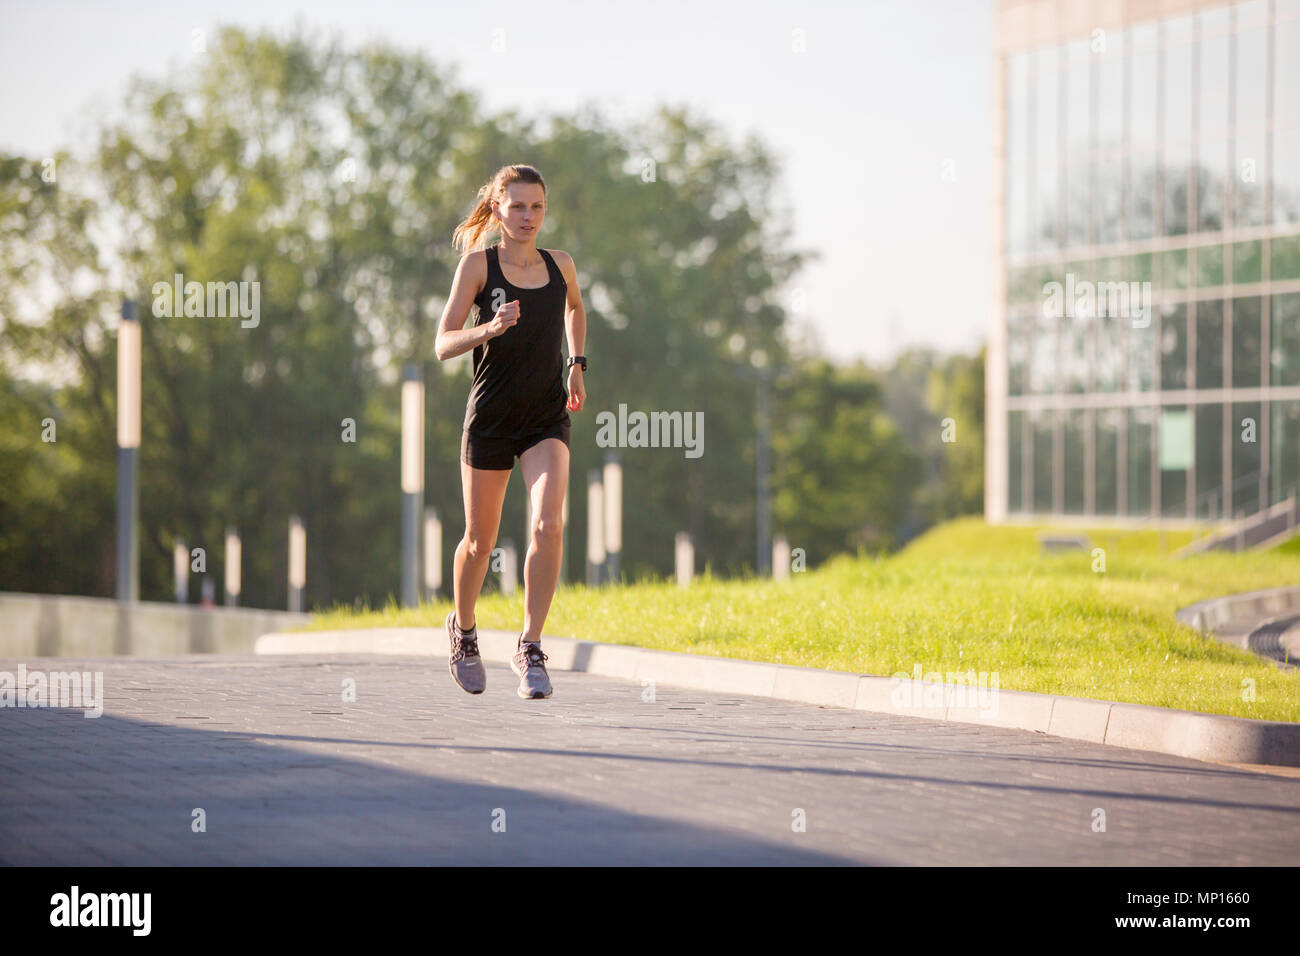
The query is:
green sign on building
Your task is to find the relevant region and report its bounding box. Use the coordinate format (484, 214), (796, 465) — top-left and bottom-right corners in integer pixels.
(1159, 410), (1192, 472)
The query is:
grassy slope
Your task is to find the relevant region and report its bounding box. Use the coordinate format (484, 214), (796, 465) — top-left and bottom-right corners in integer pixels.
(303, 517), (1300, 721)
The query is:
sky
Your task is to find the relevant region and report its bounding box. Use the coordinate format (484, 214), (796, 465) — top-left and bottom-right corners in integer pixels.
(0, 0), (994, 366)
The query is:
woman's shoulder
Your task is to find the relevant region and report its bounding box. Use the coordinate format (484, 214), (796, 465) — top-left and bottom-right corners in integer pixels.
(458, 247), (492, 297)
(544, 248), (574, 286)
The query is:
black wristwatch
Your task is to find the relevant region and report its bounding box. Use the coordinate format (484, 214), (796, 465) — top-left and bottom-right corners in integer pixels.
(567, 355), (587, 371)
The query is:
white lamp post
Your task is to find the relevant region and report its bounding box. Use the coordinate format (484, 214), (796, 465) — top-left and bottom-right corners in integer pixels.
(424, 507), (442, 598)
(116, 300), (140, 602)
(587, 470), (605, 586)
(400, 363), (424, 607)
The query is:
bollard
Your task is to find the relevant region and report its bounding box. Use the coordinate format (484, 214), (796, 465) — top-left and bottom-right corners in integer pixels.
(675, 531), (693, 587)
(288, 515), (306, 612)
(772, 534), (791, 580)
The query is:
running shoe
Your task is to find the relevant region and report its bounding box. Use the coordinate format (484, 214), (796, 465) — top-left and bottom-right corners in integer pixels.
(510, 637), (553, 699)
(446, 610), (485, 694)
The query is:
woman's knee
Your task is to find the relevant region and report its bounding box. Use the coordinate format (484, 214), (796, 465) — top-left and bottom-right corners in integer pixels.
(462, 530), (497, 559)
(531, 513), (563, 544)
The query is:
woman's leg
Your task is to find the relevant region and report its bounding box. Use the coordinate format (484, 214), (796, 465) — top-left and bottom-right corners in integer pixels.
(455, 460), (512, 631)
(517, 436), (570, 644)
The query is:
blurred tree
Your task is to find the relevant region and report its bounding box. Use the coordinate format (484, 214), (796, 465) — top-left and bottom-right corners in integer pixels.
(878, 345), (986, 540)
(770, 359), (921, 562)
(2, 23), (977, 604)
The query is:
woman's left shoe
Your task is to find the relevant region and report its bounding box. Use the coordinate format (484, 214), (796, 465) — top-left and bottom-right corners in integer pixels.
(510, 637), (553, 699)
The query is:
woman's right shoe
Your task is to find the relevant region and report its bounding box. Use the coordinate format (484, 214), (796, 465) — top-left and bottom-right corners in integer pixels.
(446, 610), (486, 694)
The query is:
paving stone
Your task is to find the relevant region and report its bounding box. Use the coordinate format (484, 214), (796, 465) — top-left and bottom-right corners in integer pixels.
(0, 654), (1296, 864)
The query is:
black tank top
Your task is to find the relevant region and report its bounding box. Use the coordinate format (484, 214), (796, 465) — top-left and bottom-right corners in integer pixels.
(463, 244), (570, 438)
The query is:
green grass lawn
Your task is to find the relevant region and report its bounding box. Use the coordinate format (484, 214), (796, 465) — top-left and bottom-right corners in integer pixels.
(302, 517), (1300, 722)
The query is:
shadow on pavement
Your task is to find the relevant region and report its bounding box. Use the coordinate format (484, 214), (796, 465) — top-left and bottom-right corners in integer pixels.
(0, 709), (868, 865)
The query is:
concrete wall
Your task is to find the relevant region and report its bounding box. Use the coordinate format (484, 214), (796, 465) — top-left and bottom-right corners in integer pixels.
(0, 592), (311, 657)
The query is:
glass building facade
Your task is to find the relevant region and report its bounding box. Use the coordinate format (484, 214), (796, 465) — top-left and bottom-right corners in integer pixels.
(987, 0), (1300, 524)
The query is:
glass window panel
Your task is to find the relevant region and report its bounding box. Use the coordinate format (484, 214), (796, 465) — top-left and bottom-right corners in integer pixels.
(1008, 265), (1036, 304)
(1235, 26), (1268, 132)
(1065, 41), (1091, 248)
(1232, 296), (1262, 387)
(1273, 293), (1300, 386)
(1163, 20), (1194, 149)
(1096, 315), (1123, 392)
(1194, 143), (1226, 233)
(1007, 54), (1032, 257)
(1129, 27), (1158, 242)
(1272, 235), (1300, 281)
(1198, 6), (1231, 34)
(1233, 239), (1262, 285)
(1160, 304), (1189, 390)
(1162, 18), (1194, 238)
(1196, 299), (1225, 389)
(1130, 317), (1158, 391)
(1235, 0), (1270, 31)
(1130, 28), (1159, 152)
(1096, 31), (1124, 153)
(1126, 406), (1155, 515)
(1008, 410), (1024, 512)
(1130, 152), (1157, 239)
(1160, 406), (1190, 516)
(1065, 258), (1096, 284)
(1275, 17), (1300, 122)
(1033, 46), (1060, 253)
(1164, 149), (1192, 235)
(1197, 244), (1225, 287)
(1066, 38), (1090, 137)
(1066, 165), (1090, 248)
(1232, 401), (1262, 515)
(1272, 400), (1300, 505)
(1064, 409), (1086, 513)
(1127, 252), (1154, 284)
(1032, 410), (1055, 512)
(1030, 313), (1058, 394)
(1272, 126), (1300, 227)
(1197, 12), (1230, 143)
(1131, 18), (1160, 52)
(1096, 155), (1124, 244)
(1234, 130), (1266, 228)
(1195, 402), (1224, 518)
(1064, 316), (1089, 393)
(1095, 407), (1120, 515)
(1159, 247), (1190, 288)
(1164, 10), (1196, 43)
(1008, 314), (1028, 395)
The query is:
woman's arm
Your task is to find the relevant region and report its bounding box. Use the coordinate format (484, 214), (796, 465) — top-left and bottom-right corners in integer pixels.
(555, 250), (586, 412)
(435, 252), (494, 362)
(554, 250), (586, 359)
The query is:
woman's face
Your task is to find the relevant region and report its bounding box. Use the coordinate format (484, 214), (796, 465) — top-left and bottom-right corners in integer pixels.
(493, 182), (545, 241)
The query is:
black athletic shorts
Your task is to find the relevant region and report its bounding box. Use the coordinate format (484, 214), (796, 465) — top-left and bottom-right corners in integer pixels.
(461, 417), (570, 471)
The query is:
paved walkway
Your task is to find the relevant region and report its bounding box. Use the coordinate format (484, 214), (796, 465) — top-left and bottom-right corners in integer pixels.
(2, 655), (1298, 865)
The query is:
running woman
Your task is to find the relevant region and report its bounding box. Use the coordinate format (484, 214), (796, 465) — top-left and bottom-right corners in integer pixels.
(434, 164), (587, 699)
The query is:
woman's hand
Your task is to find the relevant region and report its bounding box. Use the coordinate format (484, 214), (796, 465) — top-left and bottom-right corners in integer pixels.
(486, 299), (520, 338)
(566, 366), (585, 412)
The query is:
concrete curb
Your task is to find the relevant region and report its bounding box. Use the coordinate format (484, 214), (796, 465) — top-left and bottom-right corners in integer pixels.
(255, 627), (1300, 768)
(1175, 585), (1300, 635)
